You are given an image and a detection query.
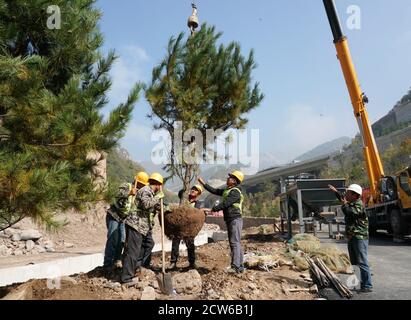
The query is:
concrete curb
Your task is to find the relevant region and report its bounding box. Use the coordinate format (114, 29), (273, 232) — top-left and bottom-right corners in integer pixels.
(0, 232), (208, 287)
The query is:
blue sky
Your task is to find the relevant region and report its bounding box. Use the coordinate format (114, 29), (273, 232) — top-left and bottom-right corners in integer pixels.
(96, 0), (411, 165)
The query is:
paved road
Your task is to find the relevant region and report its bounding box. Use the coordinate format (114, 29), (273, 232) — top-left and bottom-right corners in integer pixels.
(318, 231), (411, 300)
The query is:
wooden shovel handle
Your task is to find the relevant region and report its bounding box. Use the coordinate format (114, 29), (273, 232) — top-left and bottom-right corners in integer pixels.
(160, 186), (166, 274)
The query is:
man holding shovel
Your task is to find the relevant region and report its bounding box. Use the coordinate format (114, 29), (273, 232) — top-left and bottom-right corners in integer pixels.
(103, 172), (149, 270)
(121, 173), (164, 285)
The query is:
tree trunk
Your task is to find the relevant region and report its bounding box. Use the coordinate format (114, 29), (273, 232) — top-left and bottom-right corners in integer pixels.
(179, 163), (199, 205)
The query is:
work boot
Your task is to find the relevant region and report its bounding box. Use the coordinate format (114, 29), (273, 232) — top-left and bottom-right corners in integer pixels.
(114, 260), (122, 269)
(134, 267), (141, 277)
(226, 266), (244, 274)
(103, 264), (115, 273)
(226, 267), (238, 274)
(143, 263), (153, 270)
(359, 287), (373, 293)
(121, 277), (139, 288)
(168, 262), (177, 270)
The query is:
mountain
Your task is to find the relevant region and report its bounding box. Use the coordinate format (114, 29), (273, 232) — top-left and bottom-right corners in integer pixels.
(106, 148), (178, 202)
(259, 152), (281, 171)
(137, 152), (281, 191)
(107, 147), (145, 186)
(294, 137), (352, 162)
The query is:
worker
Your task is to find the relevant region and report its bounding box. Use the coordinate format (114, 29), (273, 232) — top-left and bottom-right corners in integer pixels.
(121, 173), (164, 284)
(198, 171), (245, 274)
(169, 185), (204, 270)
(103, 172), (149, 270)
(329, 184), (373, 293)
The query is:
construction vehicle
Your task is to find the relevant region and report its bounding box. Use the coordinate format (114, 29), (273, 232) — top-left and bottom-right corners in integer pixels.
(323, 0), (411, 240)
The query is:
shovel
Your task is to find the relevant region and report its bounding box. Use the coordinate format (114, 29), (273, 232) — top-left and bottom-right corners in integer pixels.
(158, 188), (173, 295)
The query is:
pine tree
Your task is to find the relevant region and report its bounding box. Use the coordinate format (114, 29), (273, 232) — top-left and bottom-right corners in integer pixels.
(0, 0), (143, 230)
(146, 24), (264, 200)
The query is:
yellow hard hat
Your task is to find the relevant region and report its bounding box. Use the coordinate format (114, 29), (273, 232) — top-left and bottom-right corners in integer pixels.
(229, 170), (244, 184)
(149, 172), (164, 185)
(192, 184), (203, 194)
(135, 172), (149, 186)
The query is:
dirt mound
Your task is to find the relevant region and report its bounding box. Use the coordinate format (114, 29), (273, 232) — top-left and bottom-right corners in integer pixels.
(1, 279), (106, 300)
(162, 206), (205, 240)
(1, 232), (317, 301)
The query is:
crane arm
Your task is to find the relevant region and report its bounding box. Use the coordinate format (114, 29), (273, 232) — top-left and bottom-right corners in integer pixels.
(323, 0), (385, 201)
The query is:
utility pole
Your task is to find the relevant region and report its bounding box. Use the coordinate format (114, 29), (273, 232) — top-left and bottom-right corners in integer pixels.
(187, 2), (199, 36)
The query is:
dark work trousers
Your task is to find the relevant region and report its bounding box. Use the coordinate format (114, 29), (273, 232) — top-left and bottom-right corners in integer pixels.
(121, 225), (144, 283)
(226, 218), (244, 271)
(170, 238), (195, 265)
(139, 230), (155, 268)
(348, 237), (373, 289)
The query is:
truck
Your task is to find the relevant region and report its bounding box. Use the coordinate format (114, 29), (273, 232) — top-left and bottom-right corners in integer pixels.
(323, 0), (411, 241)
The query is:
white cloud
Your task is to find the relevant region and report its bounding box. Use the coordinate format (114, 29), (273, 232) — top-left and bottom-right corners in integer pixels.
(126, 122), (152, 141)
(276, 104), (357, 161)
(123, 45), (149, 62)
(120, 122), (154, 160)
(109, 45), (150, 108)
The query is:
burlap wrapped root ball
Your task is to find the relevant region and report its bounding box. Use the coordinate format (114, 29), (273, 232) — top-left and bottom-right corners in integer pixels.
(159, 205), (205, 240)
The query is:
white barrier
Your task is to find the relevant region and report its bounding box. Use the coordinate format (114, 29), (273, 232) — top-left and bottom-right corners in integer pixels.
(0, 232), (209, 287)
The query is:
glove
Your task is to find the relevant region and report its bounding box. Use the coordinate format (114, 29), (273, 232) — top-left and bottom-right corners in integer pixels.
(149, 212), (156, 224)
(164, 204), (172, 213)
(155, 190), (165, 199)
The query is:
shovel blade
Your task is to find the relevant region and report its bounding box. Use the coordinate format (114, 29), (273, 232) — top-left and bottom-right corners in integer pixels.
(157, 273), (173, 295)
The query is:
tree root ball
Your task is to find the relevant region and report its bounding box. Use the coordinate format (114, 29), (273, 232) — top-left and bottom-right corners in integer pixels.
(159, 205), (205, 240)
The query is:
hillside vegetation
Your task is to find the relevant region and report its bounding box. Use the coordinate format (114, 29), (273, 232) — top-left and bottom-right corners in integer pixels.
(106, 148), (179, 203)
(321, 137), (411, 186)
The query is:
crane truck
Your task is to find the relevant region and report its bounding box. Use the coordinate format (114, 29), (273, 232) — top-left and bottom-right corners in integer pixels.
(323, 0), (411, 241)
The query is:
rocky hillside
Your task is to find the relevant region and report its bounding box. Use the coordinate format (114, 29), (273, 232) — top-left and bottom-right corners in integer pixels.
(107, 147), (145, 186)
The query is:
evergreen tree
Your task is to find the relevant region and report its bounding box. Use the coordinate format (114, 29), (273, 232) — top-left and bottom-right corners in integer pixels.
(146, 24), (263, 200)
(0, 0), (142, 230)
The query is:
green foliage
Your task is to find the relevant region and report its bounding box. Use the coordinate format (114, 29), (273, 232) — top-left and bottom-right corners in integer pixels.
(320, 135), (367, 185)
(243, 182), (280, 218)
(105, 148), (179, 204)
(106, 148), (145, 189)
(382, 139), (411, 174)
(375, 121), (411, 138)
(321, 136), (411, 186)
(146, 24), (264, 195)
(0, 1), (142, 230)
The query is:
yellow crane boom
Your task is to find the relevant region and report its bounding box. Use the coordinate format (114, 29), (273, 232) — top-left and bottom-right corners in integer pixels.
(323, 0), (384, 201)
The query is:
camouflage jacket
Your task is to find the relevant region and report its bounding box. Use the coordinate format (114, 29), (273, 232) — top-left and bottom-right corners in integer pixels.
(107, 182), (136, 222)
(341, 200), (369, 240)
(124, 185), (161, 236)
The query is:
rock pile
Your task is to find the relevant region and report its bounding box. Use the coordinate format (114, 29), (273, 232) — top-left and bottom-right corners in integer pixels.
(0, 227), (55, 257)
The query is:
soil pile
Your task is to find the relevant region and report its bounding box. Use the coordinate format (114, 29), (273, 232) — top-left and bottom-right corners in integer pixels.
(162, 206), (205, 240)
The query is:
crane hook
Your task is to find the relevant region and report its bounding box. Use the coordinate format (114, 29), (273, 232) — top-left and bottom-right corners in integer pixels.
(187, 2), (199, 35)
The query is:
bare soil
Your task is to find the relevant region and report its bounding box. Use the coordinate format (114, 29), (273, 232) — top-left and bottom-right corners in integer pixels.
(163, 206), (205, 240)
(1, 235), (316, 300)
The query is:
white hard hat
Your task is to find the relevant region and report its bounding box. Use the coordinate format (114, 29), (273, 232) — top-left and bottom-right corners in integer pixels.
(347, 184), (363, 196)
